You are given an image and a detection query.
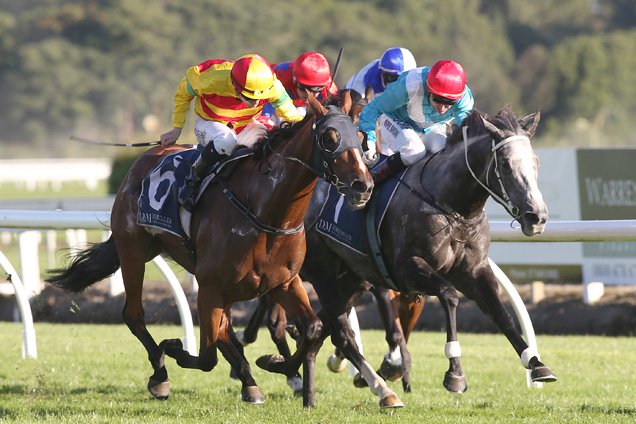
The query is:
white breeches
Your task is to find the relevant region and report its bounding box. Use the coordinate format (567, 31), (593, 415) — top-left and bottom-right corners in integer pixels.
(194, 117), (268, 154)
(377, 115), (447, 166)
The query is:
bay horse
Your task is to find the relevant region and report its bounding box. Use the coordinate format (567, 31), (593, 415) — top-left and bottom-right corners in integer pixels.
(299, 106), (557, 408)
(46, 95), (374, 408)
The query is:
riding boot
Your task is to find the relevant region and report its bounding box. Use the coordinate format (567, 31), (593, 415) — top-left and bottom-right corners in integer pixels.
(372, 152), (406, 184)
(178, 143), (225, 212)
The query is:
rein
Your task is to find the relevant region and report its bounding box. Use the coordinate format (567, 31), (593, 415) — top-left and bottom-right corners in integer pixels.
(221, 186), (304, 235)
(462, 126), (527, 219)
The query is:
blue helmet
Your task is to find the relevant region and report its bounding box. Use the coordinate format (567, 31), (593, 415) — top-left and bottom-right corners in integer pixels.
(379, 47), (417, 75)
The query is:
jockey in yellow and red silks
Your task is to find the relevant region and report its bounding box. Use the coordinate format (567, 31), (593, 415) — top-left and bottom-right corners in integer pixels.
(160, 54), (303, 211)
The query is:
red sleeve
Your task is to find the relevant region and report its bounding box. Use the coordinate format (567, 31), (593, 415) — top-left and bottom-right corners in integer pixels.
(197, 58), (230, 72)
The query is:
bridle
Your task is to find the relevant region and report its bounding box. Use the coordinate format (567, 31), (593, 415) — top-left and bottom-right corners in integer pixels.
(462, 125), (529, 220)
(276, 105), (362, 195)
(224, 105), (362, 235)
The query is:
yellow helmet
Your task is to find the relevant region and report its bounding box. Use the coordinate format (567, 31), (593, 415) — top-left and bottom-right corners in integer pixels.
(231, 54), (276, 99)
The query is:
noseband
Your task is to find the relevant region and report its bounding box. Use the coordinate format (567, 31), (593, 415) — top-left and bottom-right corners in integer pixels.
(462, 126), (529, 219)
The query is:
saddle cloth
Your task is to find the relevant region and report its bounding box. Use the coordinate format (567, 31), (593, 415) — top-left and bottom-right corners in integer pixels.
(137, 146), (250, 239)
(314, 160), (405, 255)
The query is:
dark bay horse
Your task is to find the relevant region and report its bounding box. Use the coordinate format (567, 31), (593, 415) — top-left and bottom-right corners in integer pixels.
(300, 107), (557, 408)
(46, 95), (373, 408)
(232, 93), (421, 396)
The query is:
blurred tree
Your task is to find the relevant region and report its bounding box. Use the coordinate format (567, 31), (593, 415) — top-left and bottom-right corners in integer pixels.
(0, 0), (634, 155)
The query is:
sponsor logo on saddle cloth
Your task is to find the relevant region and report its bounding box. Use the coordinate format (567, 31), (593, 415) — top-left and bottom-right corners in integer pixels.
(315, 158), (405, 254)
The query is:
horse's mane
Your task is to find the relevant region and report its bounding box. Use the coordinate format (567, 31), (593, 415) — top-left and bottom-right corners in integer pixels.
(446, 105), (521, 147)
(251, 113), (314, 160)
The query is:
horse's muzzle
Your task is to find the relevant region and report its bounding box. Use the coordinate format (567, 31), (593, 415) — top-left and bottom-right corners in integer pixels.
(520, 211), (548, 236)
(344, 179), (373, 209)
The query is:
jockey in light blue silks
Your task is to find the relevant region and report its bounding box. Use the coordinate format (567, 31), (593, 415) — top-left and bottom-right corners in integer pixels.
(358, 59), (475, 182)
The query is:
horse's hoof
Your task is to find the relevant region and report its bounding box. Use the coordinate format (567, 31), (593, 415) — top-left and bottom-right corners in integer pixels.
(531, 365), (558, 383)
(286, 375), (303, 396)
(352, 372), (368, 388)
(379, 359), (403, 382)
(402, 380), (412, 393)
(327, 354), (348, 373)
(379, 393), (404, 408)
(241, 385), (265, 404)
(256, 354), (285, 374)
(160, 338), (183, 357)
(443, 371), (467, 394)
(147, 378), (170, 400)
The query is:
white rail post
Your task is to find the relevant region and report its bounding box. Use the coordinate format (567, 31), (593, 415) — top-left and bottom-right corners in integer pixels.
(18, 231), (42, 296)
(0, 250), (37, 359)
(152, 256), (197, 354)
(488, 258), (542, 388)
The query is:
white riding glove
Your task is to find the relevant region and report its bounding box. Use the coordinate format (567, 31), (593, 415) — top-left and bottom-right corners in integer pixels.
(362, 146), (380, 168)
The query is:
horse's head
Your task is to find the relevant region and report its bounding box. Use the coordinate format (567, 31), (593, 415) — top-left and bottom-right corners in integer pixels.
(471, 107), (548, 236)
(307, 94), (373, 209)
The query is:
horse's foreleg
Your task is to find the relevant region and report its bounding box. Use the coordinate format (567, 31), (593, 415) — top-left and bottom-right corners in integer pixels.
(322, 309), (404, 409)
(255, 275), (323, 408)
(371, 287), (407, 389)
(471, 266), (557, 383)
(217, 312), (265, 404)
(435, 283), (467, 394)
(162, 292), (221, 372)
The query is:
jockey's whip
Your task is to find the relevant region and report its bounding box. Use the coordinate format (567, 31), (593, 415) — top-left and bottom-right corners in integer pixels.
(69, 135), (160, 147)
(332, 47), (344, 82)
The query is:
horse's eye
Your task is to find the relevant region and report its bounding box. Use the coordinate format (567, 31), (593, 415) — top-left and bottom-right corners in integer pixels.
(320, 129), (340, 153)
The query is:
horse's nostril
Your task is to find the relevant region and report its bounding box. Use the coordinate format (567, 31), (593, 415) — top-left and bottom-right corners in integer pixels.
(351, 180), (369, 194)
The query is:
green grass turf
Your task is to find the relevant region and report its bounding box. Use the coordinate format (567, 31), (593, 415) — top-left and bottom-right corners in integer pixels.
(1, 323), (635, 423)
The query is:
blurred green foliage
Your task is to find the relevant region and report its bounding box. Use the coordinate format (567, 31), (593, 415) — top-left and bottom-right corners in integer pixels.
(0, 0), (634, 157)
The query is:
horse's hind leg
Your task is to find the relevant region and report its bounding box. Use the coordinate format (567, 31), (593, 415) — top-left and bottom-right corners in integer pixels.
(118, 242), (168, 399)
(469, 265), (557, 383)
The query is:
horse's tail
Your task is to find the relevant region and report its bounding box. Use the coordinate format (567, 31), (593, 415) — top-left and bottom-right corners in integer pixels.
(46, 235), (120, 293)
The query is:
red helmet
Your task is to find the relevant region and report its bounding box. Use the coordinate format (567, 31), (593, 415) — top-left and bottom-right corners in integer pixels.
(292, 51), (332, 88)
(231, 54), (276, 99)
(426, 60), (466, 100)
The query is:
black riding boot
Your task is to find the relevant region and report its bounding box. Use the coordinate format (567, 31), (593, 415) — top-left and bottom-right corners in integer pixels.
(178, 144), (224, 211)
(372, 152), (406, 184)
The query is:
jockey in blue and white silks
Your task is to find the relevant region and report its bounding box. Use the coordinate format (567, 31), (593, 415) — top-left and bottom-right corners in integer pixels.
(343, 47), (417, 100)
(358, 60), (474, 182)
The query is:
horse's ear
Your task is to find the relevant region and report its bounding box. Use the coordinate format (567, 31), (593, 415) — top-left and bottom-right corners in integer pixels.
(306, 92), (327, 116)
(480, 115), (505, 140)
(519, 111), (541, 138)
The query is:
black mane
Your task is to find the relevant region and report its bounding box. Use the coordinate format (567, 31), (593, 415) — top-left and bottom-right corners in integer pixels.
(251, 113), (313, 160)
(446, 106), (521, 147)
